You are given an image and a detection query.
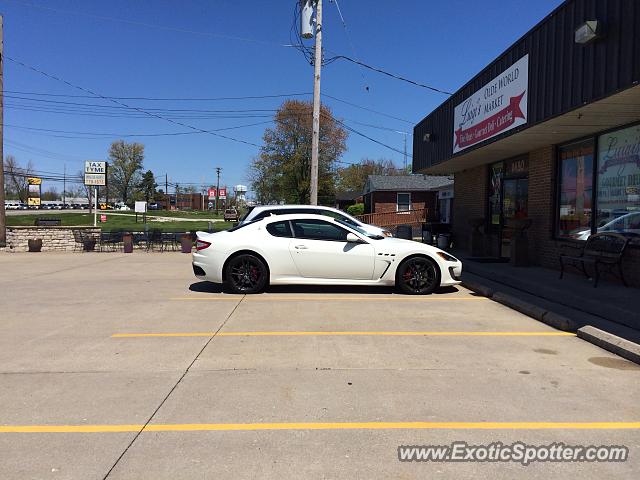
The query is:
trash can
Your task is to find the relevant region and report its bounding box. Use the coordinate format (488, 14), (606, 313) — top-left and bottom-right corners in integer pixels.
(28, 239), (43, 252)
(395, 224), (412, 240)
(123, 233), (134, 253)
(437, 233), (451, 249)
(180, 234), (192, 254)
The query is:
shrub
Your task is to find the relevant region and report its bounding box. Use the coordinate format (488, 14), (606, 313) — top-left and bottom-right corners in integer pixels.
(346, 203), (365, 216)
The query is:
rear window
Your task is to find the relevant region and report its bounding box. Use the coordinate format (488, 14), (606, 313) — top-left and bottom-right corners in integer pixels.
(266, 221), (293, 238)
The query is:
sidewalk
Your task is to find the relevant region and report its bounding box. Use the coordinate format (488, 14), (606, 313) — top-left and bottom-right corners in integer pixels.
(454, 250), (640, 344)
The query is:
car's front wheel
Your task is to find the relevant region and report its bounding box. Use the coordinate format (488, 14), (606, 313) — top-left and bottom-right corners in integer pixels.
(396, 256), (440, 295)
(224, 254), (268, 294)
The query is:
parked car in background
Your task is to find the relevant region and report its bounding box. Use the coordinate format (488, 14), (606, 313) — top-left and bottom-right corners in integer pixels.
(224, 208), (239, 222)
(240, 205), (393, 237)
(193, 213), (461, 295)
(148, 203), (161, 210)
(573, 212), (640, 241)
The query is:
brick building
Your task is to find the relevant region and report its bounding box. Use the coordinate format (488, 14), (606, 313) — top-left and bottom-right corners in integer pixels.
(413, 0), (640, 286)
(362, 175), (453, 220)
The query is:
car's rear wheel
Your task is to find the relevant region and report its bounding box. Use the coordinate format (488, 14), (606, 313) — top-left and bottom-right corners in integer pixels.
(396, 256), (440, 295)
(224, 254), (268, 294)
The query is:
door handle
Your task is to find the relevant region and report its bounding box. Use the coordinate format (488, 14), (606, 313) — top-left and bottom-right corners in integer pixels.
(294, 244), (308, 250)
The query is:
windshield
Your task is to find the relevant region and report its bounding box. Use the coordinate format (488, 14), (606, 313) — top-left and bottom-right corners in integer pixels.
(238, 206), (255, 223)
(334, 218), (384, 240)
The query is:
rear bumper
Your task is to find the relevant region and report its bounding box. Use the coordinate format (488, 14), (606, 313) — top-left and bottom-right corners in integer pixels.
(192, 250), (225, 283)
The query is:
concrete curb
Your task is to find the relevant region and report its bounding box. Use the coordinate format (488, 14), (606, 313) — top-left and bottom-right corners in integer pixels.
(460, 281), (494, 298)
(577, 326), (640, 365)
(491, 292), (546, 321)
(462, 277), (639, 363)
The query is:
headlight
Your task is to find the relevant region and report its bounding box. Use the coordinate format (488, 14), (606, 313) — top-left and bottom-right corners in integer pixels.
(383, 230), (393, 237)
(436, 251), (458, 262)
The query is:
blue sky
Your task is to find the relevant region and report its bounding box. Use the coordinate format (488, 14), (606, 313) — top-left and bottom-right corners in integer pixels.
(1, 0), (563, 195)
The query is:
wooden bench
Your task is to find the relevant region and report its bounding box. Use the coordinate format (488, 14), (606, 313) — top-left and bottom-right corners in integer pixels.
(559, 232), (630, 287)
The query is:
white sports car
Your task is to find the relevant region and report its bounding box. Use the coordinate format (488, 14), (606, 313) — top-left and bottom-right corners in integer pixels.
(192, 214), (462, 295)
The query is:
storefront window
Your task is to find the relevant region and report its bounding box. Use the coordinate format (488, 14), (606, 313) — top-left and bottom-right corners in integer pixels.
(557, 141), (593, 239)
(596, 125), (640, 238)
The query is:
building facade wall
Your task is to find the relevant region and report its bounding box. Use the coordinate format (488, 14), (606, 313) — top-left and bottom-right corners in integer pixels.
(452, 166), (488, 251)
(368, 191), (436, 216)
(453, 144), (640, 287)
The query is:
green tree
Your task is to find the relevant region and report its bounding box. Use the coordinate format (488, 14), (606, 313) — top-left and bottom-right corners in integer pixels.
(139, 170), (157, 202)
(108, 140), (144, 204)
(335, 158), (401, 193)
(41, 187), (60, 201)
(249, 100), (347, 205)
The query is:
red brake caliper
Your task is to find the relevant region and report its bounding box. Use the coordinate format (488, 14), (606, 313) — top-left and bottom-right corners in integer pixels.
(403, 267), (413, 281)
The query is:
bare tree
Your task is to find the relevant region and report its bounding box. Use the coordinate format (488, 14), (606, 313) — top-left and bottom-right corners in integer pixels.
(4, 156), (34, 203)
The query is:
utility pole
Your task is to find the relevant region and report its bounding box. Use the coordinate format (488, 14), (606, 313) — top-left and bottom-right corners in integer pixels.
(403, 134), (408, 172)
(309, 0), (322, 205)
(215, 167), (221, 215)
(165, 173), (168, 210)
(63, 163), (66, 208)
(0, 16), (5, 247)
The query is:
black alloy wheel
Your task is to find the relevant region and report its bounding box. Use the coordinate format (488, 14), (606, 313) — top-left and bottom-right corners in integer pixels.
(225, 254), (268, 294)
(397, 256), (440, 295)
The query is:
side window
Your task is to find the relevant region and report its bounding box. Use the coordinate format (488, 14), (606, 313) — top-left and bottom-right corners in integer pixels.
(291, 219), (349, 242)
(266, 221), (292, 238)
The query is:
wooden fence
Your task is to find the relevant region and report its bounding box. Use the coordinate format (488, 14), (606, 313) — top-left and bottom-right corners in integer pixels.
(356, 208), (427, 228)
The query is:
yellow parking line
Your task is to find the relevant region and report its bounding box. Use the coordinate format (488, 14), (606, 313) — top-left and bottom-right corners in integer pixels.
(112, 331), (575, 338)
(170, 296), (485, 302)
(1, 421), (638, 433)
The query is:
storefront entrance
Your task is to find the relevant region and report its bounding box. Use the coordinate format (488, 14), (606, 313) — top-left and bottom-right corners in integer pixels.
(488, 157), (529, 258)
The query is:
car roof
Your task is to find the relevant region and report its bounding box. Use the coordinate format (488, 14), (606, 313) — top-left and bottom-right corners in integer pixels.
(250, 205), (338, 212)
(252, 213), (346, 224)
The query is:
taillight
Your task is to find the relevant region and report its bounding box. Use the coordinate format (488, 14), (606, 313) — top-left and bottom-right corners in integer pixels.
(195, 239), (211, 251)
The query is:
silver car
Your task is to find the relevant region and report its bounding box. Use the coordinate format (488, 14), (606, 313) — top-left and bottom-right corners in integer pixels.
(240, 205), (393, 237)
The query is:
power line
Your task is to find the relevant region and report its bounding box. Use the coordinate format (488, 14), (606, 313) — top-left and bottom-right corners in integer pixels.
(325, 55), (453, 95)
(4, 121), (274, 139)
(4, 55), (261, 148)
(4, 90), (313, 102)
(332, 0), (369, 92)
(5, 0), (298, 49)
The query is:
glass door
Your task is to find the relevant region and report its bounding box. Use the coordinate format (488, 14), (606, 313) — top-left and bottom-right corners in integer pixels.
(501, 178), (529, 257)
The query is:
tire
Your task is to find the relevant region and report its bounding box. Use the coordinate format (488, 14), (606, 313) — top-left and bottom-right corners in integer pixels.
(396, 256), (441, 295)
(224, 254), (268, 294)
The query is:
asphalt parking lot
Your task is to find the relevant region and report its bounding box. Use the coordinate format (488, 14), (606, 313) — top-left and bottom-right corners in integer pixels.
(0, 252), (638, 479)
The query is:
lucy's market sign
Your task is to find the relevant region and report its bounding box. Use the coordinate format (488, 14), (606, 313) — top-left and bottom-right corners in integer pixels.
(453, 55), (529, 153)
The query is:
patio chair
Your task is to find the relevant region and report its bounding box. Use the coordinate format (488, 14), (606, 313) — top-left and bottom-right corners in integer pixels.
(99, 231), (112, 252)
(147, 229), (164, 251)
(72, 229), (85, 252)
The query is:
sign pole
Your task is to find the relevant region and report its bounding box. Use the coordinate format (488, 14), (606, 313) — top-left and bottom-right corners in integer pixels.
(93, 187), (97, 227)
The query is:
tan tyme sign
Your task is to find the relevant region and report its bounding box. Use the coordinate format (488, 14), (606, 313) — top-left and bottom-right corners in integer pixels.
(85, 161), (106, 174)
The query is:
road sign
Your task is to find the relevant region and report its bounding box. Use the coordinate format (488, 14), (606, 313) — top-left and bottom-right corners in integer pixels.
(84, 173), (106, 186)
(84, 161), (107, 186)
(85, 161), (106, 174)
(28, 197), (41, 206)
(134, 201), (147, 213)
(208, 188), (216, 198)
(218, 187), (227, 199)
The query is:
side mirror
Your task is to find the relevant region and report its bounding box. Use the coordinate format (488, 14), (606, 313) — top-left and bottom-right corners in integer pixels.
(346, 233), (362, 243)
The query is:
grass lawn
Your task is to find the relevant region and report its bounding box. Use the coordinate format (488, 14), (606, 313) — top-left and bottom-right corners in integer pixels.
(7, 213), (233, 233)
(109, 209), (227, 219)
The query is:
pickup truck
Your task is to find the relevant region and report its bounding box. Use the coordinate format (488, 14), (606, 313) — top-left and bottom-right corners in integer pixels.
(223, 208), (239, 222)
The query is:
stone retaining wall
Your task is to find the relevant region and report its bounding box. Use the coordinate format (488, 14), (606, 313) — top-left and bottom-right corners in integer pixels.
(1, 227), (101, 252)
